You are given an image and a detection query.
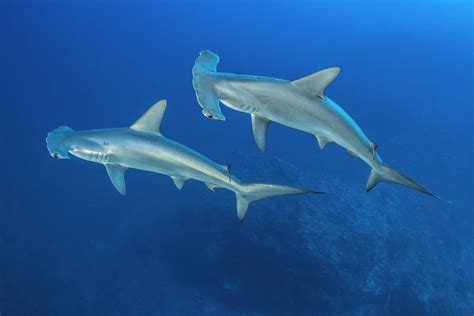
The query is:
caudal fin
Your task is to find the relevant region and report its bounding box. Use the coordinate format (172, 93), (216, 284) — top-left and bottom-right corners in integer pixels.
(235, 183), (324, 222)
(192, 50), (226, 120)
(366, 165), (436, 197)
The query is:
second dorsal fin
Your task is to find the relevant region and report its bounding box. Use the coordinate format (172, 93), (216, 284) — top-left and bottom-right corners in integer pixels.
(292, 67), (341, 99)
(131, 100), (167, 134)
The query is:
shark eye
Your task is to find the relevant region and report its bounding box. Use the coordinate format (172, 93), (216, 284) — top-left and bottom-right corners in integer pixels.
(53, 153), (59, 158)
(206, 114), (214, 119)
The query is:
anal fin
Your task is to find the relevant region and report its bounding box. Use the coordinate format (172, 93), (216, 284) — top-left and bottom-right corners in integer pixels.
(205, 183), (218, 192)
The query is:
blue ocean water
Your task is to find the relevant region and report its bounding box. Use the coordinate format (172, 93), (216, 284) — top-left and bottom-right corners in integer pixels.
(1, 0), (472, 315)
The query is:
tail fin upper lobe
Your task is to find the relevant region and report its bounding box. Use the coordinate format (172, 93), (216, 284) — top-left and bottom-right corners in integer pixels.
(235, 183), (324, 222)
(192, 50), (225, 120)
(366, 164), (435, 197)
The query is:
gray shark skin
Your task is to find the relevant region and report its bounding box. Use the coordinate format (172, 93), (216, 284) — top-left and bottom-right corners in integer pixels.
(192, 50), (435, 197)
(46, 100), (322, 222)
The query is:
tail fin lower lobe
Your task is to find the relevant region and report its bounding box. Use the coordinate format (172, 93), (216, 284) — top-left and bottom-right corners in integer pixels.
(366, 165), (436, 197)
(235, 183), (324, 222)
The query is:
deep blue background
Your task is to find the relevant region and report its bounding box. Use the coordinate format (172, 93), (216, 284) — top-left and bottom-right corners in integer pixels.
(1, 0), (473, 315)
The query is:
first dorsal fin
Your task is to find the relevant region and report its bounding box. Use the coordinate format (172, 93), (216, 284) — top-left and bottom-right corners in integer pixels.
(292, 67), (341, 99)
(131, 100), (167, 134)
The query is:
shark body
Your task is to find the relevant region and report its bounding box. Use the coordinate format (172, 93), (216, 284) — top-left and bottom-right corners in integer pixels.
(46, 100), (321, 221)
(192, 50), (434, 197)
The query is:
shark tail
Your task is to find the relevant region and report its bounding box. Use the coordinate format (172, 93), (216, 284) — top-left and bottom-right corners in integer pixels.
(366, 164), (436, 197)
(235, 183), (324, 222)
(192, 50), (226, 120)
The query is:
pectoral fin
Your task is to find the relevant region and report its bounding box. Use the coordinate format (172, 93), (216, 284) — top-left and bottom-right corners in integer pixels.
(171, 176), (188, 190)
(105, 164), (128, 195)
(251, 114), (271, 152)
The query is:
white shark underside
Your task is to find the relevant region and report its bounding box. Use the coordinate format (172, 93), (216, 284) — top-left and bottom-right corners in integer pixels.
(192, 50), (435, 197)
(46, 100), (322, 222)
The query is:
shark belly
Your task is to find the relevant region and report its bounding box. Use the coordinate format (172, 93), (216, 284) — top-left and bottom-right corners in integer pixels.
(220, 80), (376, 164)
(217, 79), (324, 132)
(113, 132), (237, 191)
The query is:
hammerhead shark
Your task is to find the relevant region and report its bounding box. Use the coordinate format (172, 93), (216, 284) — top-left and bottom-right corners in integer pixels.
(46, 100), (322, 222)
(192, 50), (435, 197)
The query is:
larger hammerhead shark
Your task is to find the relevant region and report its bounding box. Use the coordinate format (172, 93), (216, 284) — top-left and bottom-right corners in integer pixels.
(46, 100), (321, 222)
(192, 50), (435, 197)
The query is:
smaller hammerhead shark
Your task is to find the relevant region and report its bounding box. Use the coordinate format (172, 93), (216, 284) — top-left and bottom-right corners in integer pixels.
(46, 100), (322, 222)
